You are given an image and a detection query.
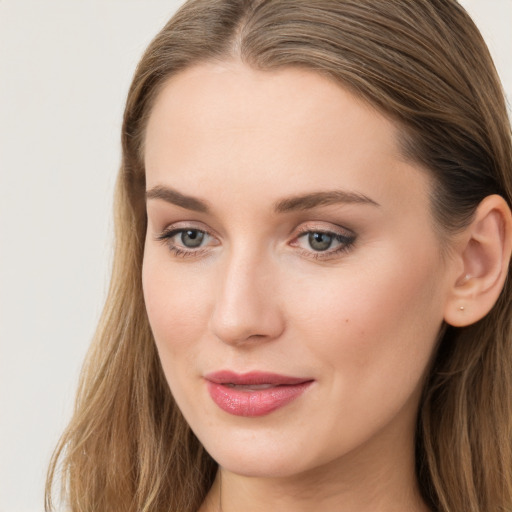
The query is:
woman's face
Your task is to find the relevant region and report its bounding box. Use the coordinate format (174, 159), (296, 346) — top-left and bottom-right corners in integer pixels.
(142, 62), (456, 478)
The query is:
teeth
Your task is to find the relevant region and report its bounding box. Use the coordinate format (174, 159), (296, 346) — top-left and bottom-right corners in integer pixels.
(226, 383), (276, 390)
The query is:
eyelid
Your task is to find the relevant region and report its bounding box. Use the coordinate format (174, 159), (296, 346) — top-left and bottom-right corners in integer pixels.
(153, 220), (356, 261)
(290, 222), (357, 260)
(154, 223), (220, 258)
(157, 227), (212, 243)
(154, 220), (218, 240)
(292, 221), (355, 240)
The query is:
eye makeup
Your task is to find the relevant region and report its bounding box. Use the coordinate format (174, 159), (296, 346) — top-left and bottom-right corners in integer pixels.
(154, 221), (357, 262)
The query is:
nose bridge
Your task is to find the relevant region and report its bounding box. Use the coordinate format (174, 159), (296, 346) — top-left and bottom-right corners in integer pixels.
(209, 242), (284, 345)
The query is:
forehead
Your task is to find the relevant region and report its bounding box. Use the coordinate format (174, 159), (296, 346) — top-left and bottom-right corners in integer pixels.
(143, 61), (430, 213)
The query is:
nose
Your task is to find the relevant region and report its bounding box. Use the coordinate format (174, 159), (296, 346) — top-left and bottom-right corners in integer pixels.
(208, 248), (285, 346)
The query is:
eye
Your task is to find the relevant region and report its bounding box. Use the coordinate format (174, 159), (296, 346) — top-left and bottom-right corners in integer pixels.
(155, 226), (217, 257)
(292, 227), (356, 259)
(307, 232), (336, 251)
(178, 229), (206, 248)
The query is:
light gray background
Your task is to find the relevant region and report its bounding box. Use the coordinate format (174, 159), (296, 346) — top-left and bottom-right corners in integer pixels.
(0, 1), (510, 511)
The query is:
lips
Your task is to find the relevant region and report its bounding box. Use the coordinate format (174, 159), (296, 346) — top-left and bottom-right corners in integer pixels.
(204, 371), (313, 417)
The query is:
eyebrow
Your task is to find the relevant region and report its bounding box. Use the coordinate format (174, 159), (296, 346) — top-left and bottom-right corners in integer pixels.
(273, 190), (380, 213)
(145, 185), (379, 214)
(146, 185), (210, 213)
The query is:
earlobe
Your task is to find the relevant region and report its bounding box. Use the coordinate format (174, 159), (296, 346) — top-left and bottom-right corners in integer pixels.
(444, 195), (512, 327)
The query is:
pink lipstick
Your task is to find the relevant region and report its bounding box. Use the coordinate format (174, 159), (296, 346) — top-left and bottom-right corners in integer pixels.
(205, 371), (313, 417)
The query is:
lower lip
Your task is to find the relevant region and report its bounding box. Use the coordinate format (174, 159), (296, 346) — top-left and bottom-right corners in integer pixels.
(206, 381), (313, 417)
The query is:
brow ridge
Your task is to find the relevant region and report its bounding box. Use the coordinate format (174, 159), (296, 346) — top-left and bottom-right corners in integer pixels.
(274, 190), (379, 213)
(146, 185), (379, 214)
(146, 185), (210, 213)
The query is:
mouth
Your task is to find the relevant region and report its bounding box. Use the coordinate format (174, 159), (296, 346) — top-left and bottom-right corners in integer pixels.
(204, 371), (314, 417)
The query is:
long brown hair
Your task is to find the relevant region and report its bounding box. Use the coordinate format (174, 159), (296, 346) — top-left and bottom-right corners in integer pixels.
(46, 1), (512, 511)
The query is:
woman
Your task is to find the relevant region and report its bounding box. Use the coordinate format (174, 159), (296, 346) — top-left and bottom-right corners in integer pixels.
(46, 1), (512, 511)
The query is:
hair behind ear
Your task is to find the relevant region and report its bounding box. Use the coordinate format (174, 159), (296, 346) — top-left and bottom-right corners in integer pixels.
(419, 193), (512, 511)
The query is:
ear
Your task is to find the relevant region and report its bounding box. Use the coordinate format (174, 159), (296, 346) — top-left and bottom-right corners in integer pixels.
(444, 194), (512, 327)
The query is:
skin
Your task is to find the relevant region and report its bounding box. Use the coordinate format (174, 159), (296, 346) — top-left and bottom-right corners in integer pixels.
(141, 61), (460, 512)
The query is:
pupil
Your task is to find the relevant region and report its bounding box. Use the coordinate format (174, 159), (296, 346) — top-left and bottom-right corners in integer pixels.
(181, 230), (204, 248)
(309, 232), (332, 251)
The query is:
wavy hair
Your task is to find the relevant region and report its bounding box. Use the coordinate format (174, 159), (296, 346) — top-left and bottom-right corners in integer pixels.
(46, 1), (512, 511)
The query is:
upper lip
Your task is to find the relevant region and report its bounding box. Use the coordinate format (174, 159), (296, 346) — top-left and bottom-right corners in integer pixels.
(204, 370), (312, 386)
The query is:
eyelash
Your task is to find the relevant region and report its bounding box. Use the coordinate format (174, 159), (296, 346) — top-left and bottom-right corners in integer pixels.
(155, 227), (215, 259)
(292, 228), (356, 260)
(155, 226), (356, 261)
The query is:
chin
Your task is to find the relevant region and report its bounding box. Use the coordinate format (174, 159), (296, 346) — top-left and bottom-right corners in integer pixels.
(194, 426), (325, 479)
(214, 453), (307, 479)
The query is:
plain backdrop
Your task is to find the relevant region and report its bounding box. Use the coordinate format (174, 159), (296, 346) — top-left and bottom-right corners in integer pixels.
(0, 1), (510, 511)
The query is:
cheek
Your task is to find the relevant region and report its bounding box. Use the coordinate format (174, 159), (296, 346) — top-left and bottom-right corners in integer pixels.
(289, 247), (444, 392)
(271, 250), (444, 460)
(142, 251), (212, 372)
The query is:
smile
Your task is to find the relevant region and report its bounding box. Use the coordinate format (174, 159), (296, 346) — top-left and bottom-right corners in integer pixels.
(204, 371), (314, 417)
